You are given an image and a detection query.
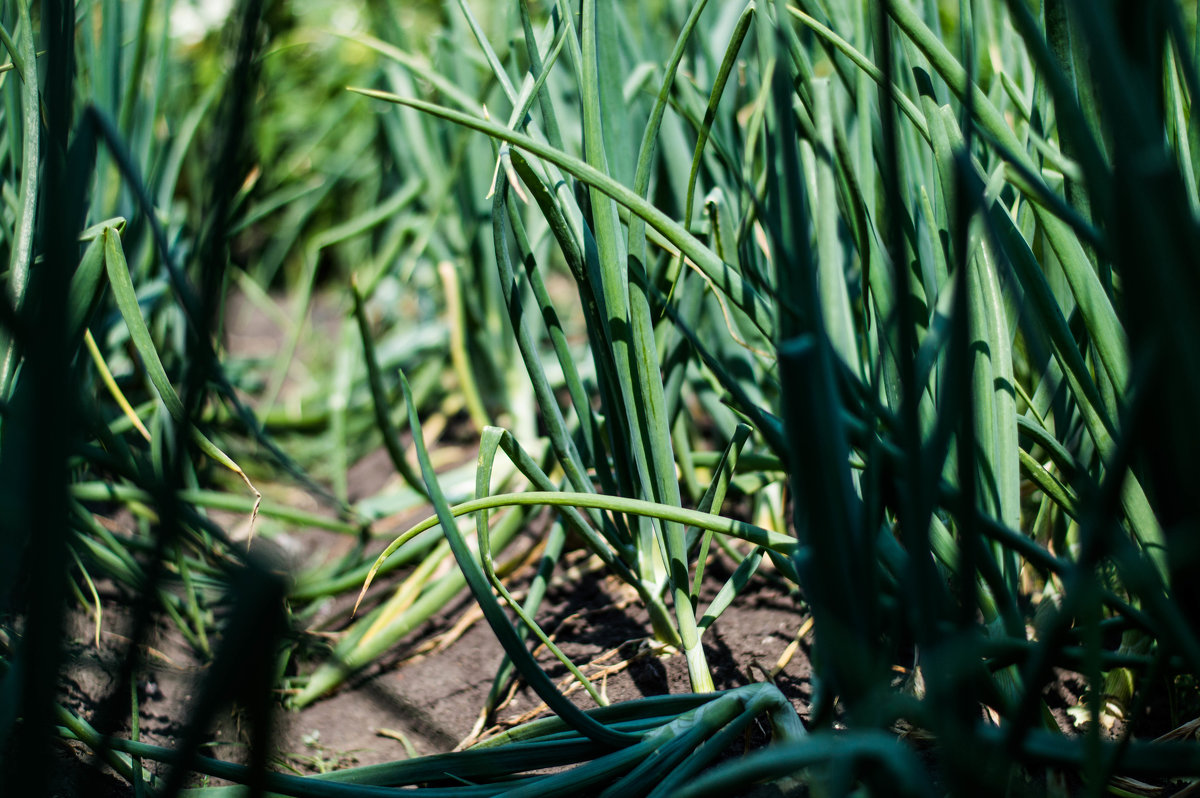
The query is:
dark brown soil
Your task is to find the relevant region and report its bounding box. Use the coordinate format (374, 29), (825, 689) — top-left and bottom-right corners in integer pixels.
(54, 525), (815, 792)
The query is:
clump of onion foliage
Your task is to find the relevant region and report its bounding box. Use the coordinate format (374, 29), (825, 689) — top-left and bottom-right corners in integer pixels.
(3, 0), (1200, 796)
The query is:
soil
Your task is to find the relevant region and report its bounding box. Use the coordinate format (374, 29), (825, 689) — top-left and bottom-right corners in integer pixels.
(53, 515), (815, 794)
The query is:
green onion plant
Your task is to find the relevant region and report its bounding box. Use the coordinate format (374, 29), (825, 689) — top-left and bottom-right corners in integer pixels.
(4, 0), (1200, 795)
